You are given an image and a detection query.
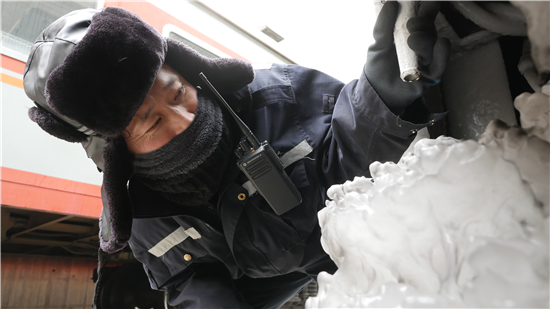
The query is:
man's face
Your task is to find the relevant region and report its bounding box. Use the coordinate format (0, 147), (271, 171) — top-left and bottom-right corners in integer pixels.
(124, 64), (198, 154)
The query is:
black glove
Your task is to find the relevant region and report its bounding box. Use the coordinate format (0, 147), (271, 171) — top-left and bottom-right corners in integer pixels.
(364, 1), (450, 113)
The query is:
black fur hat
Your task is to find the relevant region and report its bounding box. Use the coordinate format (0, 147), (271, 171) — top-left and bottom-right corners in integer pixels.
(23, 7), (254, 253)
(25, 7), (254, 140)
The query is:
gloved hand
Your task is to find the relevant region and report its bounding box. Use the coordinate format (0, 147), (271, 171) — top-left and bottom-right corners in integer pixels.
(364, 1), (450, 113)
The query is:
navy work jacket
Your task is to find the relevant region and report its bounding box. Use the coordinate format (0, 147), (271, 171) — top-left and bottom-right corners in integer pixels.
(127, 64), (442, 308)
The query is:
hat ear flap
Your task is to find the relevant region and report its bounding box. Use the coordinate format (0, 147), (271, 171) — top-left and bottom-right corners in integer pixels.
(28, 106), (88, 143)
(99, 136), (134, 253)
(165, 38), (254, 94)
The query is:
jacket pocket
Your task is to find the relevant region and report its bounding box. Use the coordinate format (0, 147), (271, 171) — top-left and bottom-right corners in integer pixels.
(247, 194), (304, 251)
(252, 85), (296, 108)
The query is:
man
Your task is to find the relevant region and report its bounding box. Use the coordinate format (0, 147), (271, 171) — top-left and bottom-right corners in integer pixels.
(23, 2), (449, 308)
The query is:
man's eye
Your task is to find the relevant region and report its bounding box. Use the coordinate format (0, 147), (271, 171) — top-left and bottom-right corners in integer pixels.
(147, 118), (161, 133)
(174, 85), (184, 100)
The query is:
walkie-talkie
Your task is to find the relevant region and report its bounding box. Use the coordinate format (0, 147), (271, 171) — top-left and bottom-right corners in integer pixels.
(199, 72), (302, 215)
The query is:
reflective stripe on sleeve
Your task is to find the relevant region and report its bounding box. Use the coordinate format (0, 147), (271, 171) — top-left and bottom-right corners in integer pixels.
(148, 227), (201, 257)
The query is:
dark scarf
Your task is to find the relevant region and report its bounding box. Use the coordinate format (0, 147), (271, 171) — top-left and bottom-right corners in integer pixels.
(133, 91), (233, 213)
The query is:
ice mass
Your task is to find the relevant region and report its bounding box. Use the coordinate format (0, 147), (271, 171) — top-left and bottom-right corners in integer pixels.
(308, 117), (549, 308)
(306, 2), (550, 308)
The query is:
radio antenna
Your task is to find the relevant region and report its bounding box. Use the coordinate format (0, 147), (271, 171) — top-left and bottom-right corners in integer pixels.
(199, 72), (260, 149)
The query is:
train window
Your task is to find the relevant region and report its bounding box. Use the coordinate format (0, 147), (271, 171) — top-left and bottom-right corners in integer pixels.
(1, 1), (99, 61)
(168, 32), (220, 59)
(163, 24), (230, 59)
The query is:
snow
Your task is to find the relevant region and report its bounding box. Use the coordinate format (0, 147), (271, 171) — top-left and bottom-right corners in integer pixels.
(307, 104), (549, 308)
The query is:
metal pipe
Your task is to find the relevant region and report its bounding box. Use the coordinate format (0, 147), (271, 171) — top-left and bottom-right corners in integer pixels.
(452, 2), (526, 37)
(373, 1), (420, 82)
(394, 1), (420, 82)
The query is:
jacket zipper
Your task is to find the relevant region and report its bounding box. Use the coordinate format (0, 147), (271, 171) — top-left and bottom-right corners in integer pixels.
(204, 223), (224, 237)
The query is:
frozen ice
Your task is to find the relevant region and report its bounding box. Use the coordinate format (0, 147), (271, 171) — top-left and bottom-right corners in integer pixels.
(511, 1), (550, 77)
(307, 121), (549, 308)
(513, 90), (550, 143)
